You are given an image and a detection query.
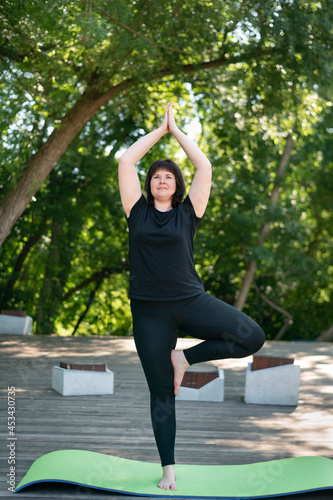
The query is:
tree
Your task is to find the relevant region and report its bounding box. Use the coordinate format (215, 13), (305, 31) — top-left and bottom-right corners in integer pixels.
(190, 57), (332, 339)
(1, 0), (331, 246)
(1, 0), (332, 337)
(234, 121), (297, 312)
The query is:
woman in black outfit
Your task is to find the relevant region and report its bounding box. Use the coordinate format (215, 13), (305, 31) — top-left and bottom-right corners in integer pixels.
(118, 103), (265, 491)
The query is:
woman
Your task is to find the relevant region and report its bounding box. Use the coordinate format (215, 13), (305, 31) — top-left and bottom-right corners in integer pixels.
(118, 103), (265, 491)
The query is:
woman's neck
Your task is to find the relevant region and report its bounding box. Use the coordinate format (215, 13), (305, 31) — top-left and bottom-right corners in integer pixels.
(153, 199), (173, 212)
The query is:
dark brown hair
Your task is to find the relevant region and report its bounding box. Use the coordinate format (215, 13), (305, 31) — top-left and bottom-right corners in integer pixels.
(144, 159), (186, 208)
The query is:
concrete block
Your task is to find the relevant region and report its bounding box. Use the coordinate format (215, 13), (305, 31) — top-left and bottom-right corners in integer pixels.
(244, 362), (301, 406)
(177, 367), (224, 402)
(0, 314), (33, 335)
(52, 366), (114, 396)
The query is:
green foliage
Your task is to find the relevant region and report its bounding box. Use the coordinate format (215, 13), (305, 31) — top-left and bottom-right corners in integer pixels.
(0, 0), (332, 338)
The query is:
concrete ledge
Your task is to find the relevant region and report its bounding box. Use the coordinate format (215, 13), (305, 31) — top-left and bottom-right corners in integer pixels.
(244, 362), (301, 406)
(177, 367), (224, 402)
(52, 366), (114, 396)
(0, 314), (33, 335)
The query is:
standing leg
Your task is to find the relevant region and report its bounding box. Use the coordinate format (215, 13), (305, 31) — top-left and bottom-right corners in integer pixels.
(130, 299), (178, 490)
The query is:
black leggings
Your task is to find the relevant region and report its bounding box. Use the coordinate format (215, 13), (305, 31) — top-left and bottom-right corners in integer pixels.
(130, 292), (265, 467)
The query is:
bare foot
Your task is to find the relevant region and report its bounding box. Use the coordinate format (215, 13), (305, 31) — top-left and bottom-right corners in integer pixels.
(158, 465), (177, 491)
(171, 349), (189, 396)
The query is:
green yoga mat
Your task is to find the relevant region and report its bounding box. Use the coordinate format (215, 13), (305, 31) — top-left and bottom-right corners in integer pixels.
(15, 450), (333, 498)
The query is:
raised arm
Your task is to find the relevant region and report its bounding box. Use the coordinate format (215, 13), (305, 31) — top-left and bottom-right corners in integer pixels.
(168, 104), (211, 218)
(118, 104), (169, 217)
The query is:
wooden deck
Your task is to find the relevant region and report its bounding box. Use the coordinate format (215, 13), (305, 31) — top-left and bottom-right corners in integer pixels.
(0, 335), (332, 499)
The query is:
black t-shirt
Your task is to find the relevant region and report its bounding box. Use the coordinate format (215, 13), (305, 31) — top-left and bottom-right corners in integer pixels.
(126, 194), (205, 301)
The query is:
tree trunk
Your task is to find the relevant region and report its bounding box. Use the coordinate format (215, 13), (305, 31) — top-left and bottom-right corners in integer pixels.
(34, 195), (86, 334)
(0, 81), (133, 248)
(72, 278), (103, 335)
(234, 260), (257, 311)
(35, 218), (63, 334)
(1, 216), (48, 308)
(234, 125), (296, 311)
(317, 324), (333, 342)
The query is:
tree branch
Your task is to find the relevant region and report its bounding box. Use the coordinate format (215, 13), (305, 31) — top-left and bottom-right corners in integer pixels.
(63, 266), (124, 301)
(253, 282), (293, 340)
(0, 46), (25, 62)
(101, 10), (187, 55)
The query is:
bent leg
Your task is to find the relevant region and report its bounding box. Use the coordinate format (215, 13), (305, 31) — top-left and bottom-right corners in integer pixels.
(176, 293), (265, 365)
(130, 299), (177, 466)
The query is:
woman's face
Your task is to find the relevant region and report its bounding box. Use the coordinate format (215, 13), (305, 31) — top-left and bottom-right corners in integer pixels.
(150, 169), (176, 202)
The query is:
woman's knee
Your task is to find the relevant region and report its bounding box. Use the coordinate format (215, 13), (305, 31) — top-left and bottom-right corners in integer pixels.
(245, 323), (265, 355)
(254, 324), (265, 351)
(140, 351), (174, 396)
(235, 314), (265, 354)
